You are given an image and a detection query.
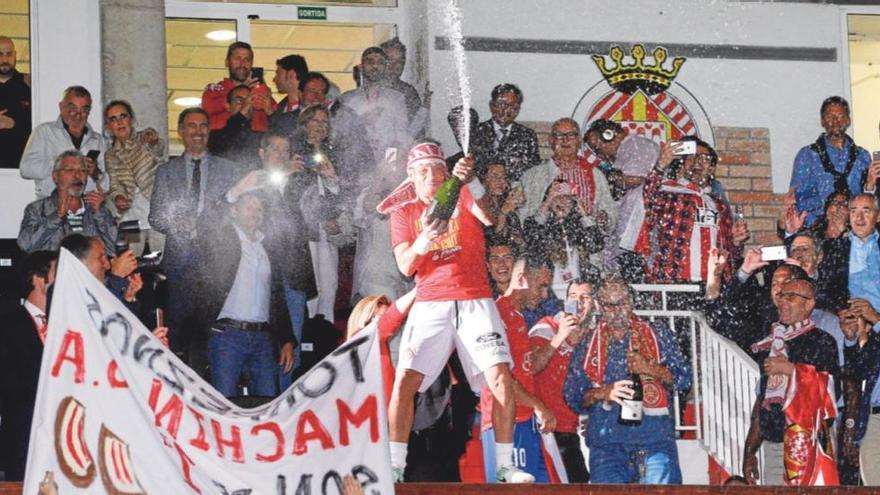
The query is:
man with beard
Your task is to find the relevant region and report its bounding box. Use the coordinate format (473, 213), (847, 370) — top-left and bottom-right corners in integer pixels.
(380, 37), (425, 137)
(338, 47), (411, 171)
(0, 36), (31, 168)
(18, 150), (115, 254)
(564, 276), (691, 484)
(791, 96), (870, 226)
(202, 41), (276, 133)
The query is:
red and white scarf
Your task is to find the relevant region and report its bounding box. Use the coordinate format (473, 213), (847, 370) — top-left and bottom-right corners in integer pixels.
(583, 315), (669, 415)
(556, 156), (597, 215)
(751, 319), (816, 409)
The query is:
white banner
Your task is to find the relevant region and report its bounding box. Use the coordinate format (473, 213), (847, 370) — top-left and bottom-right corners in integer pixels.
(24, 249), (393, 494)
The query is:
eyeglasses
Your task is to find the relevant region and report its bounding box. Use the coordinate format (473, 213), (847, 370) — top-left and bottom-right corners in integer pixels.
(491, 100), (520, 110)
(230, 97), (247, 104)
(106, 113), (130, 123)
(551, 132), (579, 140)
(692, 153), (714, 163)
(64, 103), (91, 114)
(599, 299), (629, 308)
(789, 246), (815, 257)
(778, 292), (812, 301)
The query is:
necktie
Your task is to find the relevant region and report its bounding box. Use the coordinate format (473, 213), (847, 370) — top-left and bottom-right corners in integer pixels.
(495, 128), (508, 150)
(36, 314), (48, 344)
(190, 158), (202, 213)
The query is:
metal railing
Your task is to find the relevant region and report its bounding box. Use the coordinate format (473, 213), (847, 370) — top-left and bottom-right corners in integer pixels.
(630, 284), (761, 480)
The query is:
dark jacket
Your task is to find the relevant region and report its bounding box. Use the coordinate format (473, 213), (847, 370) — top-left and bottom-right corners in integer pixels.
(268, 101), (300, 138)
(819, 233), (880, 312)
(0, 70), (32, 168)
(843, 331), (880, 442)
(0, 306), (42, 480)
(195, 217), (294, 348)
(471, 120), (541, 181)
(149, 153), (242, 274)
(207, 112), (262, 169)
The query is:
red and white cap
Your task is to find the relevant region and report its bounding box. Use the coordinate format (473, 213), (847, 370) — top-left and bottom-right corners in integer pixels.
(377, 142), (446, 215)
(406, 142), (445, 170)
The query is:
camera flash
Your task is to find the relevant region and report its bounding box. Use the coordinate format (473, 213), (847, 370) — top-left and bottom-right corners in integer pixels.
(313, 152), (325, 164)
(269, 170), (285, 185)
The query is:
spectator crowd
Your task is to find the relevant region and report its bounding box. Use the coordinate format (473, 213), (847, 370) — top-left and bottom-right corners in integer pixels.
(3, 33), (880, 487)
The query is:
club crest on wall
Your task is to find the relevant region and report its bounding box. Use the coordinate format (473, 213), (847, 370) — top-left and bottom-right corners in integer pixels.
(573, 44), (713, 165)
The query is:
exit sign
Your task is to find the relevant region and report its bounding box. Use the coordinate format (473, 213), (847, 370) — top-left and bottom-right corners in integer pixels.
(298, 6), (327, 20)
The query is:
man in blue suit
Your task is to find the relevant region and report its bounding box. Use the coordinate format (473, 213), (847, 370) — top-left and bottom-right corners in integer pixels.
(149, 107), (242, 376)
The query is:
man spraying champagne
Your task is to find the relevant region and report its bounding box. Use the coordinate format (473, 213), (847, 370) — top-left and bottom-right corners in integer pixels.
(379, 141), (535, 483)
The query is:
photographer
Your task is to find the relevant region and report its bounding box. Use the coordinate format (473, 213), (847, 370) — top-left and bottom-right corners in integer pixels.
(18, 150), (116, 255)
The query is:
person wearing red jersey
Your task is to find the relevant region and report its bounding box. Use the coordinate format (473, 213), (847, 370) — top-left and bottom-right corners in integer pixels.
(480, 255), (558, 483)
(528, 277), (597, 482)
(201, 41), (276, 132)
(385, 141), (535, 483)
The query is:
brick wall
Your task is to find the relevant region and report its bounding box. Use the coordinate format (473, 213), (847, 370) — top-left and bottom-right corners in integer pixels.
(522, 121), (784, 248)
(713, 126), (783, 247)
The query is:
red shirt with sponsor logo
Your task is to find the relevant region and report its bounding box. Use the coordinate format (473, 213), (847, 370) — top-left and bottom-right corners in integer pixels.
(390, 186), (492, 302)
(480, 295), (535, 431)
(528, 314), (583, 432)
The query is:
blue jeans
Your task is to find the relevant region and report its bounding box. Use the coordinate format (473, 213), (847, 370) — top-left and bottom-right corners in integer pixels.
(280, 282), (307, 391)
(589, 440), (682, 484)
(208, 329), (277, 398)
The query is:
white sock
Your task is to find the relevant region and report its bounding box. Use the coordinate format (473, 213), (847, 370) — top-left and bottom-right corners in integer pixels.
(496, 442), (514, 469)
(390, 441), (408, 468)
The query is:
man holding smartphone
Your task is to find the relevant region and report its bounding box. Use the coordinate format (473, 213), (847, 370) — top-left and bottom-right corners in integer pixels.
(202, 41), (276, 133)
(528, 277), (599, 483)
(19, 85), (106, 198)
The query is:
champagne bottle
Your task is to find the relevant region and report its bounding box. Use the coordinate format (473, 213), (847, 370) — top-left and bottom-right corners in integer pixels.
(426, 176), (462, 222)
(618, 373), (643, 426)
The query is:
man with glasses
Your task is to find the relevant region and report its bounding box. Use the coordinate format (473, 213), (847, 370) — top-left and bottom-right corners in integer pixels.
(633, 136), (740, 284)
(18, 150), (115, 254)
(564, 276), (691, 484)
(819, 193), (880, 484)
(741, 269), (839, 486)
(518, 118), (616, 260)
(20, 85), (106, 198)
(207, 85), (263, 169)
(472, 83), (540, 181)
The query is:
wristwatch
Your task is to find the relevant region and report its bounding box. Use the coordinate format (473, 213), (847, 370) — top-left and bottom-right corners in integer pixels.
(845, 418), (856, 429)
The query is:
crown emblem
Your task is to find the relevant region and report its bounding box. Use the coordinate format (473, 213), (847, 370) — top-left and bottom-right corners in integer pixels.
(591, 44), (685, 95)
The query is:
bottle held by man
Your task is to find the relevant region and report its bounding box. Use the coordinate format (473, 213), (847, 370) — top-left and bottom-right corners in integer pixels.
(618, 373), (643, 426)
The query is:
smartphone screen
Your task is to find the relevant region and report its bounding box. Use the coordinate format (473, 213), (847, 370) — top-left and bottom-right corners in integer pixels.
(251, 67), (264, 81)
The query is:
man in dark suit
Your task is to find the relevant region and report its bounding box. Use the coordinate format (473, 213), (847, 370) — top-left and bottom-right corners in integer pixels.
(149, 107), (241, 375)
(196, 192), (295, 397)
(0, 250), (56, 481)
(471, 83), (540, 180)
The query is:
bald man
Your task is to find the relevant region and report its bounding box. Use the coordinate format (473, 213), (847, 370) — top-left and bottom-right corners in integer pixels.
(0, 36), (31, 168)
